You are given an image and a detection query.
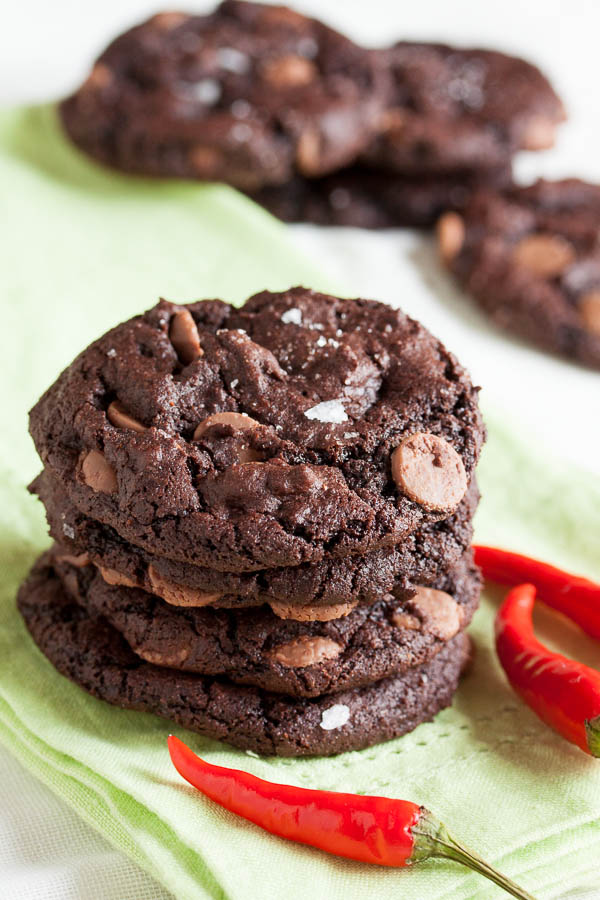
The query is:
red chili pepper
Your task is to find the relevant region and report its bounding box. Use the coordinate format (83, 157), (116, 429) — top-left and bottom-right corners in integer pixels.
(168, 735), (535, 899)
(495, 583), (600, 757)
(474, 545), (600, 639)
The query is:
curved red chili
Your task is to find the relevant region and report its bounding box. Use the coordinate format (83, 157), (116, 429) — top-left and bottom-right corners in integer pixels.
(474, 545), (600, 639)
(168, 736), (535, 899)
(495, 583), (600, 757)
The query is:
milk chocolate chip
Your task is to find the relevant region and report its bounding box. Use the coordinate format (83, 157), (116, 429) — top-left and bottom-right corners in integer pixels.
(579, 290), (600, 336)
(55, 552), (91, 568)
(268, 598), (358, 621)
(270, 636), (342, 668)
(193, 411), (259, 440)
(169, 308), (203, 365)
(409, 586), (463, 641)
(513, 234), (575, 278)
(81, 450), (118, 494)
(437, 212), (465, 263)
(136, 647), (191, 667)
(296, 130), (321, 175)
(261, 55), (317, 87)
(391, 432), (467, 512)
(189, 145), (222, 176)
(97, 565), (139, 589)
(107, 400), (147, 433)
(193, 411), (261, 462)
(391, 611), (420, 631)
(147, 565), (222, 607)
(521, 115), (558, 151)
(150, 11), (188, 30)
(85, 63), (113, 90)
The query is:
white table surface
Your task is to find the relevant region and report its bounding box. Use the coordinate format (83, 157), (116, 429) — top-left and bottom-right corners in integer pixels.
(2, 1), (599, 897)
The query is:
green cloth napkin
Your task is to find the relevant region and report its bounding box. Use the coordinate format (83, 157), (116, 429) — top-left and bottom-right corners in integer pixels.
(1, 105), (599, 900)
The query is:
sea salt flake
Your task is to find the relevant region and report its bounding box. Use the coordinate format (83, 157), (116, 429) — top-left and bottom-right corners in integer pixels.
(62, 523), (75, 540)
(231, 98), (251, 118)
(230, 378), (239, 389)
(106, 348), (116, 358)
(327, 338), (339, 348)
(304, 399), (348, 423)
(297, 36), (318, 58)
(343, 432), (359, 439)
(245, 749), (260, 758)
(189, 77), (221, 105)
(217, 47), (250, 73)
(316, 336), (327, 347)
(281, 307), (303, 325)
(231, 123), (252, 142)
(320, 704), (350, 731)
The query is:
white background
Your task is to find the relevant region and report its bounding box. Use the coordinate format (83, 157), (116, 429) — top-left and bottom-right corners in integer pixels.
(2, 1), (599, 897)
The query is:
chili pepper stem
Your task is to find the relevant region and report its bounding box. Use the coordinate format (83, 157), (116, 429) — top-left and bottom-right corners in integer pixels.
(585, 716), (600, 758)
(412, 811), (537, 900)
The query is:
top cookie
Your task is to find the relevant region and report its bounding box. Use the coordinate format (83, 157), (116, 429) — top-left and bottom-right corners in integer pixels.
(29, 288), (484, 572)
(363, 42), (564, 174)
(59, 0), (387, 190)
(437, 178), (600, 369)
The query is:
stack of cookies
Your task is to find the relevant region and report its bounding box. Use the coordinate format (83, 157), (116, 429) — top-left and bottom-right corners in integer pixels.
(59, 0), (564, 228)
(19, 288), (485, 757)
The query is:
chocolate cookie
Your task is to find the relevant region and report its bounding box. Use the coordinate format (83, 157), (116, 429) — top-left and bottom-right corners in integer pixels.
(30, 289), (484, 572)
(35, 468), (478, 618)
(53, 545), (480, 697)
(59, 1), (387, 190)
(363, 42), (564, 175)
(437, 179), (600, 368)
(18, 552), (470, 756)
(249, 165), (512, 228)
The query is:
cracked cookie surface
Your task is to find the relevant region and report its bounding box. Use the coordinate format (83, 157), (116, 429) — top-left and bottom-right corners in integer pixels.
(30, 288), (484, 571)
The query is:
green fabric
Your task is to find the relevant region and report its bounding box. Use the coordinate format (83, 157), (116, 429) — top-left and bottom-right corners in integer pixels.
(1, 104), (599, 900)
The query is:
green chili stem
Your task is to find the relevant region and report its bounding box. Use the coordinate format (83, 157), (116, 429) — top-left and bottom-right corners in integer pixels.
(412, 810), (537, 900)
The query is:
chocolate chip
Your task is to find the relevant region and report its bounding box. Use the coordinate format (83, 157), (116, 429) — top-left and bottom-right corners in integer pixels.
(268, 598), (358, 621)
(409, 586), (463, 640)
(260, 55), (317, 87)
(579, 290), (600, 336)
(107, 400), (147, 433)
(81, 450), (118, 494)
(55, 551), (90, 568)
(513, 234), (575, 278)
(193, 411), (259, 441)
(189, 145), (222, 177)
(437, 211), (465, 263)
(193, 411), (262, 462)
(150, 11), (188, 30)
(147, 565), (222, 607)
(270, 636), (341, 668)
(391, 432), (467, 512)
(97, 564), (139, 589)
(392, 611), (421, 631)
(296, 129), (321, 175)
(169, 308), (203, 365)
(520, 115), (558, 151)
